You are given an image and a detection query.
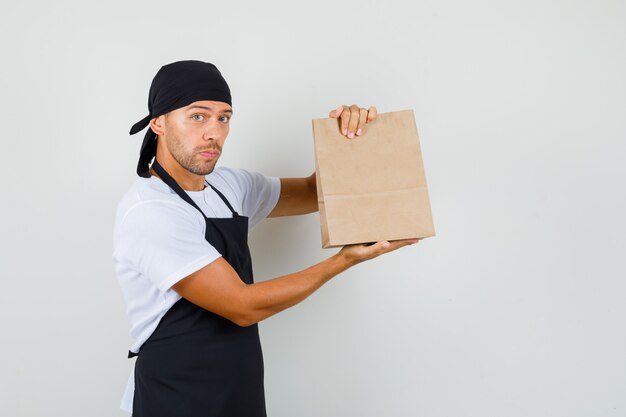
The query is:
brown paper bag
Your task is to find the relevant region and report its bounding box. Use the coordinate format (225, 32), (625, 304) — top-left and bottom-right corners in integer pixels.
(312, 109), (435, 248)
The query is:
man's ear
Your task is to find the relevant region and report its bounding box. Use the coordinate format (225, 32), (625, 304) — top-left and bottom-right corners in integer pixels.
(150, 114), (166, 136)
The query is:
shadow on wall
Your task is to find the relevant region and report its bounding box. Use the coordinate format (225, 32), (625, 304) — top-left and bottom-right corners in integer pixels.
(249, 214), (325, 283)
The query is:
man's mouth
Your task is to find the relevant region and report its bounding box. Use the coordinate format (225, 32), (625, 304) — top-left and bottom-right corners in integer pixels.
(198, 150), (220, 159)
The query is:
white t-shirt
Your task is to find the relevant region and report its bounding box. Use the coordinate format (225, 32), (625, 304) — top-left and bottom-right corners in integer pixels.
(113, 166), (280, 413)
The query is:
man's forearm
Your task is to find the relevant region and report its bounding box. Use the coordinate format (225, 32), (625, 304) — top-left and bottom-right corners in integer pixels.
(239, 251), (352, 326)
(173, 239), (416, 328)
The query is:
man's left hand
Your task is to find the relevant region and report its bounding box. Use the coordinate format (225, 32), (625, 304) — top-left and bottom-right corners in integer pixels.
(329, 104), (378, 139)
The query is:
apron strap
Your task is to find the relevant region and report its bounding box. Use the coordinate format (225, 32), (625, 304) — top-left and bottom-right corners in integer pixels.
(205, 183), (239, 217)
(151, 159), (239, 217)
(152, 160), (206, 215)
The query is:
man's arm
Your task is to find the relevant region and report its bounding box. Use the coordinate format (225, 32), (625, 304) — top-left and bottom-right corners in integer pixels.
(172, 239), (418, 327)
(268, 174), (317, 217)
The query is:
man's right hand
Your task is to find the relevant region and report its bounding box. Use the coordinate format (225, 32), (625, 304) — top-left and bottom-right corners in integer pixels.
(338, 239), (420, 267)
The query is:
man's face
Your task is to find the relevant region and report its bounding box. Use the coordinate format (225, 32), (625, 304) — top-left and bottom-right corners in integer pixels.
(161, 100), (232, 175)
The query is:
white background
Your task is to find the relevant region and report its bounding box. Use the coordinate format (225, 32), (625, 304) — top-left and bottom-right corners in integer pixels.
(1, 1), (625, 416)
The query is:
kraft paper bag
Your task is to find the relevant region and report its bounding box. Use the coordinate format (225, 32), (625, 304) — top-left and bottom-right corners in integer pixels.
(312, 109), (435, 248)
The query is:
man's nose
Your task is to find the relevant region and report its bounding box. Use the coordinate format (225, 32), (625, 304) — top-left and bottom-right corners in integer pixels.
(202, 120), (221, 141)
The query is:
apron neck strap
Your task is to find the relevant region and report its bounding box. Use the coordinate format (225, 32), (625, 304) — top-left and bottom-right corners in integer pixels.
(151, 160), (239, 217)
(205, 183), (239, 216)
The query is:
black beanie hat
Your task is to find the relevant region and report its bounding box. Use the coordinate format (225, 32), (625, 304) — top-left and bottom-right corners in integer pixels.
(129, 60), (232, 178)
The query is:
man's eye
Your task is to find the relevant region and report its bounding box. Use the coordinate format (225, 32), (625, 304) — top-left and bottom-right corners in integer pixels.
(218, 116), (231, 124)
(191, 114), (204, 121)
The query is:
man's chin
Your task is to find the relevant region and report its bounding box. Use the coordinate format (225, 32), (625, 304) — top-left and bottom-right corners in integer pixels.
(186, 160), (218, 176)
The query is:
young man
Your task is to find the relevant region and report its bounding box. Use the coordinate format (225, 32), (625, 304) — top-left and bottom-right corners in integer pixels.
(114, 60), (419, 417)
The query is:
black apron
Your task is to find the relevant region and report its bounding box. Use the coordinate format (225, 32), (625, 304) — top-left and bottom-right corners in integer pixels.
(129, 160), (266, 417)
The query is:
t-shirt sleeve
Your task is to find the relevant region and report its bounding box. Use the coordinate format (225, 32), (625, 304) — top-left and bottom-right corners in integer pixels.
(113, 201), (222, 292)
(226, 168), (280, 228)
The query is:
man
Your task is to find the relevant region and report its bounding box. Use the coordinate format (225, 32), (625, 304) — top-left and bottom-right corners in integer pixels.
(114, 60), (418, 417)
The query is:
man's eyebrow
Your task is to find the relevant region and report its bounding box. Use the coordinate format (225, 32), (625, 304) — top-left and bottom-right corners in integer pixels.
(186, 105), (233, 113)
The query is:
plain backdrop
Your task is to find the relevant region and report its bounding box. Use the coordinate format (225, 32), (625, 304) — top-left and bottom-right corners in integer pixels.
(1, 1), (625, 416)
